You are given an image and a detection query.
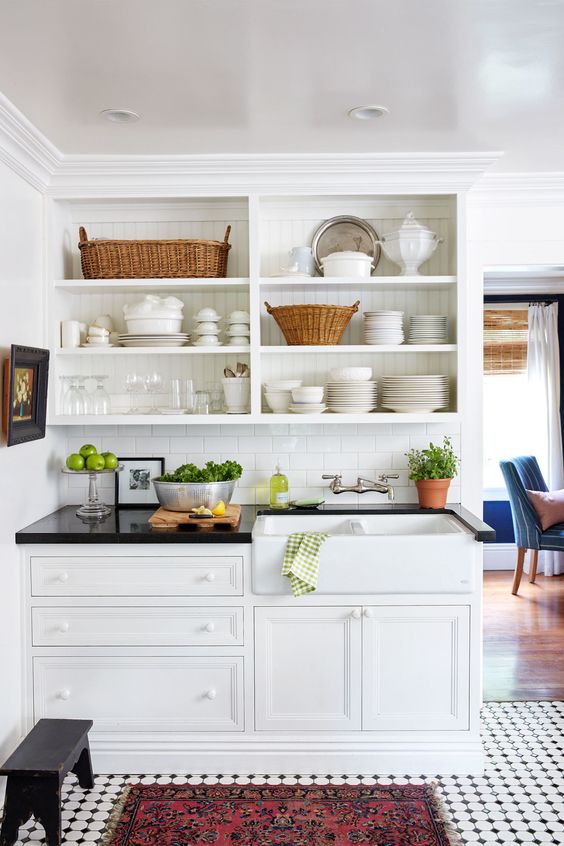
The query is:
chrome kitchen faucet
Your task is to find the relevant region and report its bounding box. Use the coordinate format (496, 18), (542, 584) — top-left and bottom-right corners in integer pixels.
(321, 473), (399, 501)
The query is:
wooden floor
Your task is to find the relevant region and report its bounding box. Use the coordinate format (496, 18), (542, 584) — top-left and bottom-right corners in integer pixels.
(483, 571), (564, 701)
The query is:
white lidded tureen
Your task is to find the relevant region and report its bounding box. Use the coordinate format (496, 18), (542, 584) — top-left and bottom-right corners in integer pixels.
(377, 212), (443, 276)
(320, 250), (374, 278)
(123, 295), (184, 333)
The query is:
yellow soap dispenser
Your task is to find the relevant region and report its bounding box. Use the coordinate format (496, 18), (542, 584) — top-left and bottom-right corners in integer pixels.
(270, 460), (290, 510)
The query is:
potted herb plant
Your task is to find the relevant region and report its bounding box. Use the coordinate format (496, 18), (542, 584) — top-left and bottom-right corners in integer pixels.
(406, 436), (459, 509)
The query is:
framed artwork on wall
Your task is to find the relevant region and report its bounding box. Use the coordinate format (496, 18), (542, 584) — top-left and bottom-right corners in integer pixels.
(2, 345), (49, 447)
(115, 456), (165, 507)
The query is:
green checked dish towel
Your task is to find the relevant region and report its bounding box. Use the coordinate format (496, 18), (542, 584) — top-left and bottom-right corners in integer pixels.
(282, 531), (329, 597)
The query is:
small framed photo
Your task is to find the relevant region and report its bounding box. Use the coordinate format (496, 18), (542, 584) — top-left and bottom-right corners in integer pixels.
(3, 345), (49, 447)
(115, 457), (164, 508)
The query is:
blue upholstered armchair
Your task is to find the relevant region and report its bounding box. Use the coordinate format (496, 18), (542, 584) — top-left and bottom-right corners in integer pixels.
(499, 456), (564, 594)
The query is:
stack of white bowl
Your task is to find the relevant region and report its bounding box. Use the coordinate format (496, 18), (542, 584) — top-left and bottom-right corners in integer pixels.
(264, 379), (302, 414)
(193, 307), (222, 347)
(363, 311), (404, 345)
(380, 375), (449, 413)
(226, 310), (250, 346)
(326, 367), (377, 414)
(290, 386), (326, 414)
(408, 315), (448, 344)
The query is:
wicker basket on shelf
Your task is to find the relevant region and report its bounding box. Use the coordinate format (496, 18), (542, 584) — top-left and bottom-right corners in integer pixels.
(78, 225), (232, 279)
(264, 300), (360, 346)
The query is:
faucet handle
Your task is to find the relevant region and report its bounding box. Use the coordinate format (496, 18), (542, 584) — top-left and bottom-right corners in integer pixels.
(378, 473), (399, 483)
(322, 473), (342, 481)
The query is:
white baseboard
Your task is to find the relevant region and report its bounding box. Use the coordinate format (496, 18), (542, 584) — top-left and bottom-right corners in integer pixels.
(484, 543), (516, 570)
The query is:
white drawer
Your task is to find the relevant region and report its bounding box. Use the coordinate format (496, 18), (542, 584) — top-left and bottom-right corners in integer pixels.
(32, 606), (244, 647)
(33, 656), (244, 732)
(31, 556), (243, 597)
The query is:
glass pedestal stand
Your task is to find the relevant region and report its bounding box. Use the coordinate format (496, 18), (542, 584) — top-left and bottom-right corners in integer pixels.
(61, 466), (123, 521)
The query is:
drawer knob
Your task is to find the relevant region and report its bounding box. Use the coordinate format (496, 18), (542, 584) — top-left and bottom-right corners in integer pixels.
(363, 608), (374, 618)
(58, 622), (70, 633)
(204, 622), (215, 633)
(57, 689), (71, 701)
(205, 689), (217, 700)
(351, 608), (362, 620)
(205, 572), (216, 583)
(57, 572), (69, 583)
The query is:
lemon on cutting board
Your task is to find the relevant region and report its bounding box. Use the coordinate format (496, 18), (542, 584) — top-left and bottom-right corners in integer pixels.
(212, 501), (226, 516)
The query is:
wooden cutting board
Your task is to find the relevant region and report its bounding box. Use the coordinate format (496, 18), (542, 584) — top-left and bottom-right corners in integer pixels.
(149, 503), (241, 530)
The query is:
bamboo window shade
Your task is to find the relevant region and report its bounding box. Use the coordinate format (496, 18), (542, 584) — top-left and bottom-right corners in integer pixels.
(484, 308), (529, 375)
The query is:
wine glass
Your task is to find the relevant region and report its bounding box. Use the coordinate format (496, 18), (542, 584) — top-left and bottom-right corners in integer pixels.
(144, 373), (163, 414)
(77, 377), (92, 415)
(63, 377), (85, 415)
(124, 374), (143, 414)
(91, 375), (111, 415)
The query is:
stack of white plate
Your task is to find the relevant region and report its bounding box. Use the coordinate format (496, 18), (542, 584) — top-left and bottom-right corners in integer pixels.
(326, 381), (378, 414)
(363, 311), (404, 345)
(408, 315), (448, 344)
(380, 375), (449, 413)
(118, 333), (191, 348)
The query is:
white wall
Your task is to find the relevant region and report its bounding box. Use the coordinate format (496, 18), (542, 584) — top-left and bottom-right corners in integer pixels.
(0, 161), (63, 781)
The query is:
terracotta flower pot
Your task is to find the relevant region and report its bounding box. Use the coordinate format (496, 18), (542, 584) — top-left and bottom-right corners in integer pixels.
(415, 478), (452, 509)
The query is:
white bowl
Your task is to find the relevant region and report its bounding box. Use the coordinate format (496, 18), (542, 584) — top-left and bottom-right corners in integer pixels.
(85, 335), (110, 346)
(228, 311), (250, 322)
(226, 323), (250, 334)
(329, 367), (373, 382)
(194, 307), (220, 320)
(265, 380), (302, 391)
(292, 386), (324, 403)
(228, 336), (250, 345)
(196, 321), (221, 334)
(193, 335), (221, 346)
(125, 317), (183, 334)
(265, 394), (291, 413)
(321, 250), (374, 278)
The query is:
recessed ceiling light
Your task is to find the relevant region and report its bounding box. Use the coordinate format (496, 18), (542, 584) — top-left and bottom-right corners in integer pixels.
(347, 104), (390, 120)
(99, 109), (140, 124)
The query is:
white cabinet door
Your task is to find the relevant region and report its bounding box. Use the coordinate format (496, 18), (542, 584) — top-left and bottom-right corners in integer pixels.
(254, 606), (361, 731)
(362, 606), (470, 731)
(33, 656), (244, 732)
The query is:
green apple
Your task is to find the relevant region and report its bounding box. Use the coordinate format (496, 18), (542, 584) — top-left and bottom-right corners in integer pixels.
(79, 443), (97, 459)
(86, 453), (106, 472)
(66, 453), (85, 471)
(102, 452), (118, 470)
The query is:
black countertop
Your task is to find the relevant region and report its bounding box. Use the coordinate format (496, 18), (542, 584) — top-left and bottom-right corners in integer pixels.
(16, 503), (495, 544)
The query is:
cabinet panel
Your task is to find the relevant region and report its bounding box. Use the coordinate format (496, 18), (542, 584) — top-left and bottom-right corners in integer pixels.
(362, 606), (470, 731)
(33, 656), (244, 732)
(31, 556), (243, 596)
(32, 606), (244, 647)
(254, 607), (361, 731)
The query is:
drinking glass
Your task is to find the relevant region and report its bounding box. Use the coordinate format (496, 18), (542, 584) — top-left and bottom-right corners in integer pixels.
(170, 378), (182, 410)
(59, 375), (74, 413)
(124, 374), (143, 414)
(144, 373), (163, 414)
(170, 378), (194, 412)
(63, 377), (85, 415)
(77, 377), (92, 415)
(206, 381), (223, 413)
(185, 379), (195, 413)
(193, 391), (210, 415)
(91, 375), (111, 415)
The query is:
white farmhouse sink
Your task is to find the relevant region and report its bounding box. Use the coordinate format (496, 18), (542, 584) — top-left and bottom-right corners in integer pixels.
(252, 512), (479, 595)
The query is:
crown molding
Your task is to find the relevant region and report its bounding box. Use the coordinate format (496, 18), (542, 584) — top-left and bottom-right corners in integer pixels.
(45, 151), (503, 196)
(471, 172), (564, 206)
(0, 92), (61, 191)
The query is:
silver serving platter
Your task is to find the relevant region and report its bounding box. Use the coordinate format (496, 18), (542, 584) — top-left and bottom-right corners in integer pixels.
(311, 215), (381, 275)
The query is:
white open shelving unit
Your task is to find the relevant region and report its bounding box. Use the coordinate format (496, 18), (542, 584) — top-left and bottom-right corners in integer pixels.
(47, 193), (463, 425)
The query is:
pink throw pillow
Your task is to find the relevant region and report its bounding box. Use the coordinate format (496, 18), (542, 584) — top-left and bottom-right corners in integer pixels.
(526, 488), (564, 530)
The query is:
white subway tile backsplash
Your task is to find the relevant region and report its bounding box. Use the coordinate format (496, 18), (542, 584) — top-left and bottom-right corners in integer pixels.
(62, 421), (463, 506)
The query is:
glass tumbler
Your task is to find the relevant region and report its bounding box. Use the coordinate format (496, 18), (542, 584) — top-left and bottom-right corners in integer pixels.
(193, 391), (210, 415)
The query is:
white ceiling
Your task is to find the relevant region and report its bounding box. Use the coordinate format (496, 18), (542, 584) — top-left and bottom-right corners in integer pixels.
(0, 0), (563, 170)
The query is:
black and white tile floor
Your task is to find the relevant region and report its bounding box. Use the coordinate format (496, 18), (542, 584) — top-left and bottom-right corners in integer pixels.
(9, 701), (564, 845)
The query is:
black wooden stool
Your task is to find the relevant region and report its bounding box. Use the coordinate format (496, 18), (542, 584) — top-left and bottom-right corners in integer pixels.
(0, 718), (94, 846)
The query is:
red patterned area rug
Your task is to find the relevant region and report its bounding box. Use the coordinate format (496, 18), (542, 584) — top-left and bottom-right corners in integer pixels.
(101, 782), (459, 845)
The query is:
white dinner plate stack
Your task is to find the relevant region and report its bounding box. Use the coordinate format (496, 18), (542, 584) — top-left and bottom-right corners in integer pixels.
(363, 311), (404, 345)
(118, 333), (191, 347)
(380, 375), (449, 413)
(408, 315), (448, 344)
(326, 381), (378, 414)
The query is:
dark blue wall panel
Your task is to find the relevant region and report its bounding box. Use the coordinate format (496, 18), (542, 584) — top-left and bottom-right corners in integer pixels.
(483, 501), (514, 544)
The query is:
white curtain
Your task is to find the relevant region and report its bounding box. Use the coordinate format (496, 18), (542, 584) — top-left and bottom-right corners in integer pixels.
(528, 302), (564, 576)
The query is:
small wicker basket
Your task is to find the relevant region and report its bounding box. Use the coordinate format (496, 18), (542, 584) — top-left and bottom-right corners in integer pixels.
(78, 225), (231, 279)
(265, 300), (360, 346)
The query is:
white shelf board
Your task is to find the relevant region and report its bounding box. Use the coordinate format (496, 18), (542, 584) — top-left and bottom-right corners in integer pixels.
(54, 278), (249, 294)
(260, 275), (456, 290)
(260, 344), (457, 354)
(56, 346), (250, 355)
(48, 411), (459, 426)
